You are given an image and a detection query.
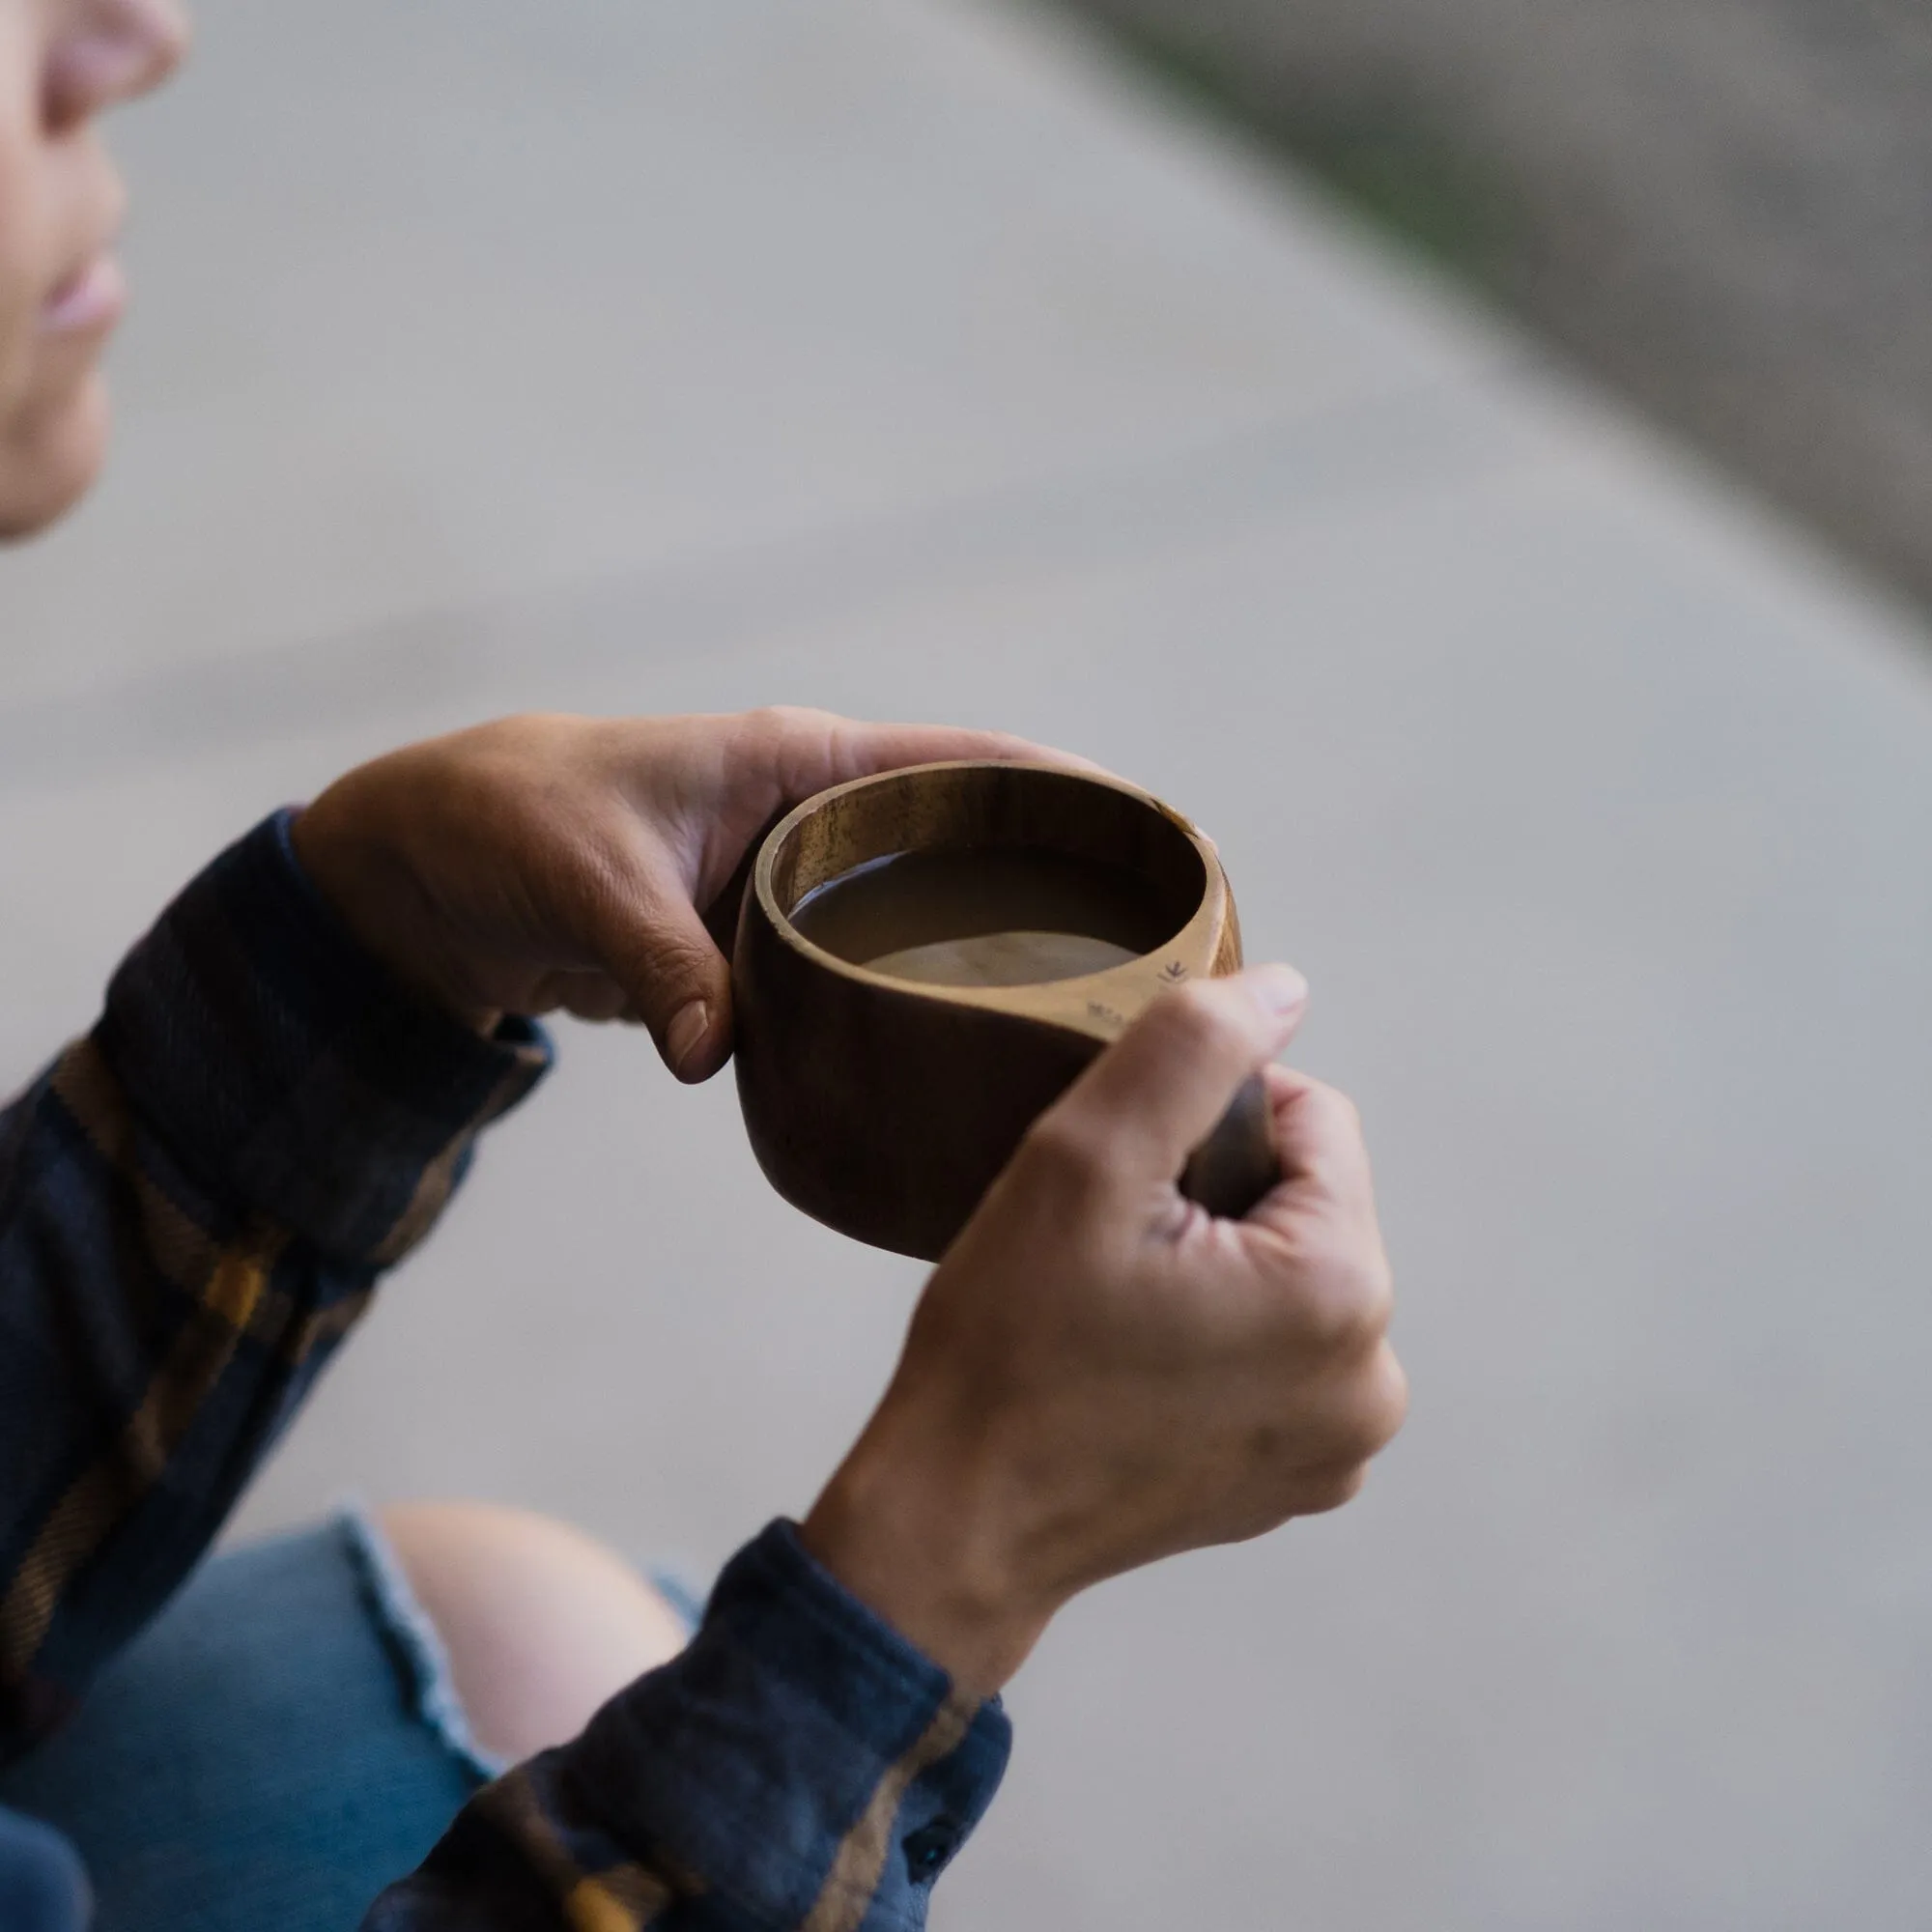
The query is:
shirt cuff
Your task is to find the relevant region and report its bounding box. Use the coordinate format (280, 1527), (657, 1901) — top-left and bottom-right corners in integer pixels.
(94, 809), (552, 1265)
(522, 1521), (1012, 1928)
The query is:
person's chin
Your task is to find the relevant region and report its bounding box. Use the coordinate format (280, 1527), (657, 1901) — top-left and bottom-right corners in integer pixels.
(0, 371), (112, 541)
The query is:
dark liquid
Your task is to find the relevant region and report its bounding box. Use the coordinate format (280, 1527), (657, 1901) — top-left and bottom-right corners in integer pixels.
(793, 847), (1179, 987)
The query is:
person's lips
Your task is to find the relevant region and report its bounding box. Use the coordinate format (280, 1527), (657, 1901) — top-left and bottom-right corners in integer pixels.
(40, 251), (127, 335)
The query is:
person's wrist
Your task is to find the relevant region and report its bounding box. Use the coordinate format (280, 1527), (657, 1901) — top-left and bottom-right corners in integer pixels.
(291, 799), (503, 1037)
(802, 1399), (1059, 1699)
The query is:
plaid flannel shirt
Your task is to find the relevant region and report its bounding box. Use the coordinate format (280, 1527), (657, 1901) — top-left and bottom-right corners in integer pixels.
(0, 812), (1009, 1930)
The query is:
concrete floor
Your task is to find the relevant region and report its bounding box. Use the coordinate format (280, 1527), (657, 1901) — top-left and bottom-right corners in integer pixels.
(1058, 0), (1932, 611)
(3, 3), (1931, 1926)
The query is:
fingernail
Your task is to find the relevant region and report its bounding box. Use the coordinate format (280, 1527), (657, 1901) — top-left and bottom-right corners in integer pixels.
(666, 1000), (711, 1074)
(1251, 965), (1309, 1018)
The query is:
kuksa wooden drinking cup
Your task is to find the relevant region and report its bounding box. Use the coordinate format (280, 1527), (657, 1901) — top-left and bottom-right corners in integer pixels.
(732, 760), (1280, 1262)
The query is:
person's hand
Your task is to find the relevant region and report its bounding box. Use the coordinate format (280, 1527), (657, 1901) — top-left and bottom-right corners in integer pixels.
(293, 708), (1073, 1079)
(803, 966), (1406, 1696)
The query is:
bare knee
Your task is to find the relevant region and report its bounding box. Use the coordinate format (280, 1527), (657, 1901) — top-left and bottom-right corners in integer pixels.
(380, 1500), (691, 1765)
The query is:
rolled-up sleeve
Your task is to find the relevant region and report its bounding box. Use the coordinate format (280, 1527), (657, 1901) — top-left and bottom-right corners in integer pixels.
(0, 810), (550, 1753)
(366, 1520), (1011, 1932)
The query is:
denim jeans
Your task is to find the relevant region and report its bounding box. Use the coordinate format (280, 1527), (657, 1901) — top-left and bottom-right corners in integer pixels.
(1, 1510), (496, 1932)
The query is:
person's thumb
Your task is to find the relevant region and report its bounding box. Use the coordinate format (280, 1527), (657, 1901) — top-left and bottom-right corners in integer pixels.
(1037, 966), (1309, 1191)
(583, 860), (735, 1082)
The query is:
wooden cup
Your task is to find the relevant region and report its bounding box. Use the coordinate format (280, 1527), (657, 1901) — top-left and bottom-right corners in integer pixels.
(731, 760), (1279, 1261)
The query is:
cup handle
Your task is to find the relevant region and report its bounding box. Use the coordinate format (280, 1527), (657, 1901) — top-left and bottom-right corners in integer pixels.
(1179, 1073), (1280, 1221)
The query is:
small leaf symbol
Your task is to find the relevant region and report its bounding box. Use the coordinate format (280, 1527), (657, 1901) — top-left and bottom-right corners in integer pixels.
(1160, 961), (1188, 982)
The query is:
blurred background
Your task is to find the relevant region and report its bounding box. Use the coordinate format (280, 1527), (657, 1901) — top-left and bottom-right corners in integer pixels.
(1060, 0), (1932, 610)
(3, 1), (1930, 1925)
